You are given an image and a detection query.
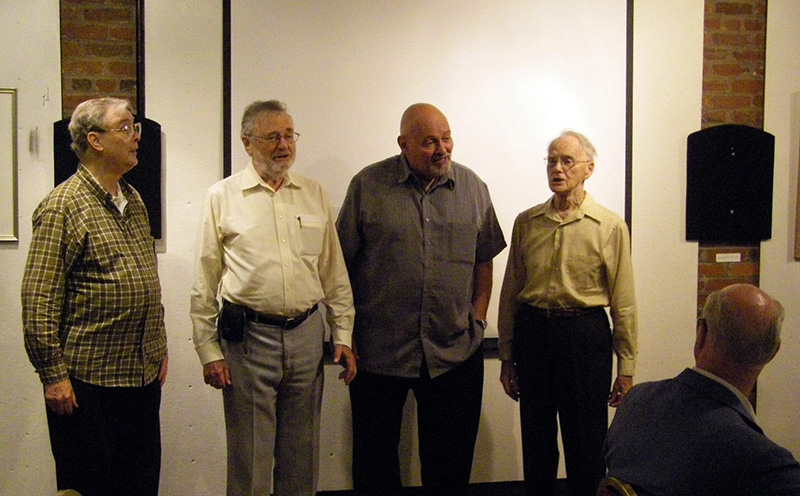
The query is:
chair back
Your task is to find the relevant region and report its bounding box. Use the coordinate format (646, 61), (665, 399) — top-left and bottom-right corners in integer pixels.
(596, 475), (637, 496)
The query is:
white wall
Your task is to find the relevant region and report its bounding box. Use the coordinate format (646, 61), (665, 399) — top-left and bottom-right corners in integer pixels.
(144, 2), (227, 494)
(760, 0), (800, 457)
(629, 2), (704, 385)
(0, 1), (62, 494)
(1, 1), (797, 495)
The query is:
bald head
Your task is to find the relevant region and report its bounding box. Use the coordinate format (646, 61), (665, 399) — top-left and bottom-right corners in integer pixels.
(399, 103), (438, 132)
(397, 103), (453, 181)
(700, 284), (784, 367)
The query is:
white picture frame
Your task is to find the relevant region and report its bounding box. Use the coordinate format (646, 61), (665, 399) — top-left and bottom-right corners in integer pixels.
(0, 88), (18, 242)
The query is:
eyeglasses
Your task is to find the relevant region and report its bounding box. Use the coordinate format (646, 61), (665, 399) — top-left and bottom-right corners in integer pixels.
(247, 132), (300, 146)
(544, 156), (592, 170)
(97, 122), (142, 137)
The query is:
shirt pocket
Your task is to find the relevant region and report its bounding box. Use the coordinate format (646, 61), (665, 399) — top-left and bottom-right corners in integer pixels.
(566, 252), (603, 292)
(443, 222), (478, 264)
(297, 214), (326, 257)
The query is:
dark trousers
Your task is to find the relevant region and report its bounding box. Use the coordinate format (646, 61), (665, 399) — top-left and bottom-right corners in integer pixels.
(350, 348), (484, 496)
(46, 378), (162, 496)
(514, 306), (612, 496)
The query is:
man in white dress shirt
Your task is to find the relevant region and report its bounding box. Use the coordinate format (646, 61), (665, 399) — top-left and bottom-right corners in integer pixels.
(190, 100), (356, 496)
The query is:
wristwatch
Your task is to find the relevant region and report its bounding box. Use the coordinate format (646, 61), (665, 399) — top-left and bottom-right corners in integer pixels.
(476, 319), (488, 330)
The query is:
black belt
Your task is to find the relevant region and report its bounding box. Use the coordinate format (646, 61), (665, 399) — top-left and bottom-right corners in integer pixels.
(525, 305), (603, 319)
(243, 303), (319, 329)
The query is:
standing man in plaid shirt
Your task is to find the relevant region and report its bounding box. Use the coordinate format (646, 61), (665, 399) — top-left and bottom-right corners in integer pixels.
(21, 97), (168, 496)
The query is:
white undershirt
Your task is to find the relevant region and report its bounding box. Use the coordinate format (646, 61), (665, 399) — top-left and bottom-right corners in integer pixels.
(692, 366), (758, 423)
(82, 164), (128, 214)
(111, 185), (128, 214)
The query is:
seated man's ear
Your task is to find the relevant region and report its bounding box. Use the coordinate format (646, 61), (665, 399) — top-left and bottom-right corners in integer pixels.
(694, 318), (708, 358)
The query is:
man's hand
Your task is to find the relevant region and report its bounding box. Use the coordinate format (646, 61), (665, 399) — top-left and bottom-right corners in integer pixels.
(203, 359), (231, 389)
(608, 375), (633, 408)
(500, 360), (520, 402)
(45, 378), (78, 415)
(334, 344), (357, 385)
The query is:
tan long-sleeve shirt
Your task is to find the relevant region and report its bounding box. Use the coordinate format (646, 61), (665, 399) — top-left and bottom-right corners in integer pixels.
(497, 193), (637, 376)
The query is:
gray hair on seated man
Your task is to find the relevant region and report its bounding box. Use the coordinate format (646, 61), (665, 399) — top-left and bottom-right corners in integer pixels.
(700, 283), (784, 367)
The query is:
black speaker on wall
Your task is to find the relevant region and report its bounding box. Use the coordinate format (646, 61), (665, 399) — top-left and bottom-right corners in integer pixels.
(685, 124), (774, 243)
(54, 117), (162, 239)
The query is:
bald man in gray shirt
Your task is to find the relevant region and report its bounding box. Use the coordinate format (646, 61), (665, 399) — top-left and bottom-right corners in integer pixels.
(337, 103), (506, 496)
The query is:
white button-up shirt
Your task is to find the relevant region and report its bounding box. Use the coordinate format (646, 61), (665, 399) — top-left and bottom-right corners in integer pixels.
(191, 161), (354, 365)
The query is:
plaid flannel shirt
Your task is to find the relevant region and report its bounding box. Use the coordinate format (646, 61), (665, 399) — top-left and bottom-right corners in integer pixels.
(22, 165), (167, 387)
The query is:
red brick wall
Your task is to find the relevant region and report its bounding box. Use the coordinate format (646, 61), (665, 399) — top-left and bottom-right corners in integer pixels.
(60, 0), (138, 119)
(702, 0), (766, 129)
(697, 0), (767, 313)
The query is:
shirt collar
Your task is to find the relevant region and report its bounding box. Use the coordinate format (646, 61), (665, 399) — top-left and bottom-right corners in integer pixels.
(692, 366), (758, 422)
(540, 191), (602, 223)
(77, 163), (130, 206)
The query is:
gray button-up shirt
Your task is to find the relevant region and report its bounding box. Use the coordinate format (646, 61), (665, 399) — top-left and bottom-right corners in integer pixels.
(336, 155), (506, 378)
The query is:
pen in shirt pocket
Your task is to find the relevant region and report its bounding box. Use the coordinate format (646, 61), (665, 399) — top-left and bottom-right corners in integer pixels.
(297, 216), (302, 228)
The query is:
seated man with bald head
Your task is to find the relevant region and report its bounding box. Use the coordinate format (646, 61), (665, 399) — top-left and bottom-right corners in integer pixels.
(605, 284), (800, 495)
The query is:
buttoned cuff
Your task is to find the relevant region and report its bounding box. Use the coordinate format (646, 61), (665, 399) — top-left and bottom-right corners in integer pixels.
(617, 358), (636, 377)
(37, 362), (70, 386)
(196, 341), (224, 365)
(331, 327), (352, 349)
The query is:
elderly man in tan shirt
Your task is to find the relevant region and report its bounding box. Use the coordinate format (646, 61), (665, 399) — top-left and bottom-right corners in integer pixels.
(497, 130), (637, 496)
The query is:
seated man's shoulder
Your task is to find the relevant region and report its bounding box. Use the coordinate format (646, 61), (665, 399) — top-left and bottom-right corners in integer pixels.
(620, 377), (674, 405)
(613, 376), (800, 494)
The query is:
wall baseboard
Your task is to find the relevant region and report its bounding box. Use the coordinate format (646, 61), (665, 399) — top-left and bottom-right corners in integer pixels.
(320, 479), (569, 495)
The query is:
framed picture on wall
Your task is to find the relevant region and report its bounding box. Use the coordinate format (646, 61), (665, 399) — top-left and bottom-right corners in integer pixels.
(795, 92), (800, 260)
(795, 141), (800, 260)
(0, 87), (18, 242)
